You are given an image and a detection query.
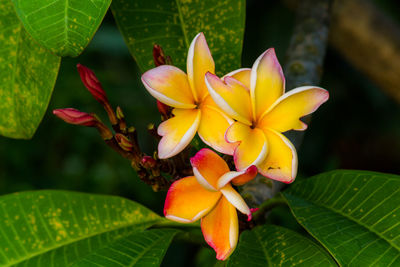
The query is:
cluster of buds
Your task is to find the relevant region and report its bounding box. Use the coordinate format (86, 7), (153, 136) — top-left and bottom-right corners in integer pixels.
(53, 44), (202, 191)
(53, 63), (173, 191)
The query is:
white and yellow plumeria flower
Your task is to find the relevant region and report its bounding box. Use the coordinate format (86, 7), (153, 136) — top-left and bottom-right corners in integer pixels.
(141, 33), (235, 159)
(205, 48), (329, 183)
(164, 148), (257, 260)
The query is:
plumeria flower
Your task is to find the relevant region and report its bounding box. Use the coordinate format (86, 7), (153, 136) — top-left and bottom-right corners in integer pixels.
(164, 148), (257, 260)
(205, 48), (329, 183)
(141, 33), (235, 159)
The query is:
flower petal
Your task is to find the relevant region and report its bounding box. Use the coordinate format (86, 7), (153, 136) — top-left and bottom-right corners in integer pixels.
(198, 96), (236, 155)
(201, 197), (238, 261)
(158, 109), (201, 159)
(205, 72), (253, 125)
(190, 148), (230, 191)
(250, 48), (285, 120)
(258, 129), (298, 183)
(187, 32), (215, 102)
(224, 68), (251, 89)
(231, 165), (258, 186)
(226, 122), (268, 171)
(220, 184), (251, 216)
(217, 165), (257, 188)
(142, 65), (196, 109)
(258, 86), (329, 133)
(164, 176), (222, 223)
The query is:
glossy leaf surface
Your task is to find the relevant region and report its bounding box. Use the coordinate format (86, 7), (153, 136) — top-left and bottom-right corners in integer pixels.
(0, 190), (177, 266)
(12, 0), (111, 57)
(283, 170), (400, 266)
(0, 0), (60, 139)
(228, 224), (337, 267)
(111, 0), (246, 75)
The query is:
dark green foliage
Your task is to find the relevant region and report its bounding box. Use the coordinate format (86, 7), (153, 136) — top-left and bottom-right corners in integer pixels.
(0, 190), (177, 266)
(228, 225), (337, 266)
(283, 170), (400, 266)
(12, 0), (112, 57)
(0, 0), (60, 139)
(111, 0), (245, 75)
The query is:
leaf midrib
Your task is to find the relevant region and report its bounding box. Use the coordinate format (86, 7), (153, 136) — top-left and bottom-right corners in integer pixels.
(253, 230), (271, 267)
(174, 0), (189, 49)
(63, 0), (69, 53)
(285, 192), (400, 252)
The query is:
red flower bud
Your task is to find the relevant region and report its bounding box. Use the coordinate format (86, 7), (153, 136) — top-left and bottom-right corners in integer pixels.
(141, 156), (157, 169)
(157, 101), (171, 118)
(153, 44), (166, 66)
(115, 133), (133, 151)
(77, 64), (108, 104)
(53, 108), (97, 126)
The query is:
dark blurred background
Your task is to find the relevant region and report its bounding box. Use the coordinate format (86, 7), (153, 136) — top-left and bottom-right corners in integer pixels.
(1, 0), (399, 265)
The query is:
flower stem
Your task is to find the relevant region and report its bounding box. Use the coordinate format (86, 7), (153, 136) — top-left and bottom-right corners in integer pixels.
(252, 194), (287, 221)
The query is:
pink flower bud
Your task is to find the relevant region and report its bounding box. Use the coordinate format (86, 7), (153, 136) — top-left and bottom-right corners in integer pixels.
(77, 64), (108, 104)
(53, 108), (97, 126)
(115, 133), (133, 151)
(141, 156), (157, 169)
(153, 44), (166, 66)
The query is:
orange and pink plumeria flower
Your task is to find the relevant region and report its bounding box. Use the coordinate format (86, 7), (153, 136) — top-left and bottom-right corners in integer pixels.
(205, 48), (329, 183)
(164, 148), (257, 260)
(141, 32), (329, 260)
(141, 33), (236, 159)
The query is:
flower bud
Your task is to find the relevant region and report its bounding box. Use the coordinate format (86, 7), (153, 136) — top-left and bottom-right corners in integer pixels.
(116, 106), (124, 120)
(116, 106), (127, 133)
(157, 101), (171, 118)
(53, 108), (97, 126)
(77, 64), (108, 105)
(141, 156), (157, 169)
(153, 44), (166, 66)
(115, 133), (133, 151)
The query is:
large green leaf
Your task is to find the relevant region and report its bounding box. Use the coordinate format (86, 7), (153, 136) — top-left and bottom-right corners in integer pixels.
(0, 190), (178, 266)
(12, 0), (111, 57)
(0, 0), (60, 139)
(283, 170), (400, 266)
(111, 0), (246, 74)
(228, 225), (337, 267)
(72, 228), (178, 266)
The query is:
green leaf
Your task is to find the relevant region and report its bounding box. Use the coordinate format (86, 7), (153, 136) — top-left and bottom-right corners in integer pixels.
(111, 0), (246, 74)
(0, 190), (178, 266)
(228, 224), (337, 267)
(283, 170), (400, 266)
(75, 229), (178, 266)
(0, 0), (61, 139)
(12, 0), (111, 57)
